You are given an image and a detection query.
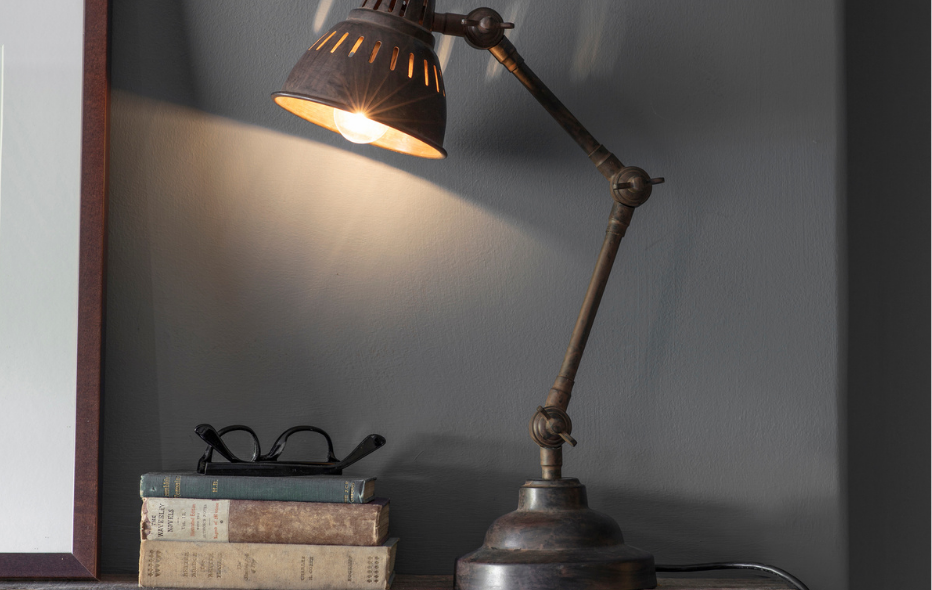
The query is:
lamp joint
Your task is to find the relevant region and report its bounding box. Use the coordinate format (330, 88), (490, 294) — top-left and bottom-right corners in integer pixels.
(530, 406), (576, 449)
(464, 8), (512, 49)
(611, 166), (663, 208)
(432, 8), (513, 48)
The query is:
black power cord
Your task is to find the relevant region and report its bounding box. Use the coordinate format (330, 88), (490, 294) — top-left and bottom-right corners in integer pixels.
(655, 562), (810, 590)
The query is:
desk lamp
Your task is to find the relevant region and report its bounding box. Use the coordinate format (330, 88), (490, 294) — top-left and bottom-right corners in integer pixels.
(273, 2), (664, 589)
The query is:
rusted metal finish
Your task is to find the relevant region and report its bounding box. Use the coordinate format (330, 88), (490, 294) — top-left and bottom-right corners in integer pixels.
(450, 9), (663, 485)
(486, 37), (624, 180)
(526, 202), (635, 481)
(273, 0), (448, 158)
(442, 11), (666, 588)
(546, 202), (634, 412)
(539, 447), (563, 481)
(431, 7), (514, 49)
(612, 167), (664, 208)
(530, 406), (575, 449)
(455, 479), (657, 590)
(431, 12), (469, 36)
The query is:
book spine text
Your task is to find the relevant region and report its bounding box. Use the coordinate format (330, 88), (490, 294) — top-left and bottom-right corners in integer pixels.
(139, 473), (371, 503)
(139, 539), (397, 590)
(141, 498), (389, 546)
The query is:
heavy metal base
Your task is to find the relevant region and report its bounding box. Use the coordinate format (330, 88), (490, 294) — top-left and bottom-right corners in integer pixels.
(454, 479), (656, 590)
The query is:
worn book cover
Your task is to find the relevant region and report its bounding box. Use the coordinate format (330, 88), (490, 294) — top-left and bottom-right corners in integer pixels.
(139, 538), (397, 590)
(140, 472), (376, 503)
(141, 497), (389, 546)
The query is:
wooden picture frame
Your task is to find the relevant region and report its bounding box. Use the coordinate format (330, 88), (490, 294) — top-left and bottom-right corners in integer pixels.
(0, 0), (108, 579)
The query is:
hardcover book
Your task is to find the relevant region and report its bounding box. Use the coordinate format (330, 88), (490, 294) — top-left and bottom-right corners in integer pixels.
(140, 472), (375, 504)
(141, 497), (389, 546)
(139, 538), (397, 590)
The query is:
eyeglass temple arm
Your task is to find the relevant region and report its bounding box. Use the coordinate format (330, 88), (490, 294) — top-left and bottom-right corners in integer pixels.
(434, 11), (663, 481)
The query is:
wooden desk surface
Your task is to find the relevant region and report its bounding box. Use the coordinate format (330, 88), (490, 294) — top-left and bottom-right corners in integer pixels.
(0, 574), (794, 590)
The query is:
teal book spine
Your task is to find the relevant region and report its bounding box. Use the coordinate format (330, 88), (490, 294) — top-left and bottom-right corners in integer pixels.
(140, 472), (375, 503)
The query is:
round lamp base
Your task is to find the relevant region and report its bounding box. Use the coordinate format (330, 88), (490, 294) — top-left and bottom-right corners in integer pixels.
(454, 479), (656, 590)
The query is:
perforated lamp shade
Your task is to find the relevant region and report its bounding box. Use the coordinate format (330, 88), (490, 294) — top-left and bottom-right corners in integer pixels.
(273, 0), (447, 159)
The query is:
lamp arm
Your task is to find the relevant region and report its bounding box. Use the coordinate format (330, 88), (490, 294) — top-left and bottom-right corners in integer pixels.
(490, 38), (664, 480)
(483, 37), (658, 397)
(434, 11), (663, 480)
(487, 38), (624, 180)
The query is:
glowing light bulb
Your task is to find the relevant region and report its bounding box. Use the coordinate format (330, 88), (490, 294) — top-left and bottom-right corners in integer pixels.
(333, 109), (389, 144)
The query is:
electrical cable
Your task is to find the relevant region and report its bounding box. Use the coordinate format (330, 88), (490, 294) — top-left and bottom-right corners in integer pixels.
(655, 562), (809, 590)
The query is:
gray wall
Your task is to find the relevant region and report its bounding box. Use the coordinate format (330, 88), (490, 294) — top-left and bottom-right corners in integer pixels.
(845, 0), (931, 588)
(103, 1), (848, 588)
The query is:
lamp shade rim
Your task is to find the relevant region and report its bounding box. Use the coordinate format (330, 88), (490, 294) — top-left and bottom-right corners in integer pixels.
(272, 91), (448, 159)
(272, 1), (448, 160)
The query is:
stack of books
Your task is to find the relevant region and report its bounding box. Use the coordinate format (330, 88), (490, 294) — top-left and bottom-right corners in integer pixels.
(138, 472), (396, 590)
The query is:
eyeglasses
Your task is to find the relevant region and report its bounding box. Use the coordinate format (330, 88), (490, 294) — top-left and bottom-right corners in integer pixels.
(195, 423), (386, 476)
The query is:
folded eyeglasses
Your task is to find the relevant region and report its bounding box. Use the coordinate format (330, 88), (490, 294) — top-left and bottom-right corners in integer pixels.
(195, 423), (386, 476)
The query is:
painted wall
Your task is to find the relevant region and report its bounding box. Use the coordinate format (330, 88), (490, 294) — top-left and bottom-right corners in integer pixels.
(845, 0), (931, 589)
(102, 1), (845, 588)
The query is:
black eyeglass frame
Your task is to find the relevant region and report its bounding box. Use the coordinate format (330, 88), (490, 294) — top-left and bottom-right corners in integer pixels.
(195, 423), (386, 476)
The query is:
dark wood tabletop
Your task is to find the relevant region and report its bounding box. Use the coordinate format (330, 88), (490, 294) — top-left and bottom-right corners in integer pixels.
(0, 574), (794, 590)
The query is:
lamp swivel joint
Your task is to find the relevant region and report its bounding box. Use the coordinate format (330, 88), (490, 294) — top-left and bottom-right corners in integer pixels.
(611, 166), (664, 208)
(433, 7), (514, 49)
(530, 406), (577, 449)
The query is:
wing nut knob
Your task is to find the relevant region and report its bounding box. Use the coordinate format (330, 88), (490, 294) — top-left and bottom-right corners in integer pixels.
(530, 406), (577, 449)
(611, 166), (664, 208)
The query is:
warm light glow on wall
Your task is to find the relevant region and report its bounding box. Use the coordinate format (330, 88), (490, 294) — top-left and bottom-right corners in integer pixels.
(111, 92), (545, 316)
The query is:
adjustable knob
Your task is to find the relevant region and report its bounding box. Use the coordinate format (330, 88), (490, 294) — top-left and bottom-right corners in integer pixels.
(461, 16), (515, 31)
(530, 406), (577, 449)
(462, 8), (512, 49)
(611, 166), (663, 208)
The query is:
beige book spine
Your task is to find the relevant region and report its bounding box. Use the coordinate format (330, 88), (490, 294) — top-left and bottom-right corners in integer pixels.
(139, 539), (397, 590)
(141, 498), (389, 546)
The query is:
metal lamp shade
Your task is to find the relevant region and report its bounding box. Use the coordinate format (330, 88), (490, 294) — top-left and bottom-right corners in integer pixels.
(273, 2), (447, 159)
